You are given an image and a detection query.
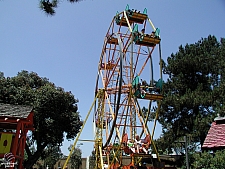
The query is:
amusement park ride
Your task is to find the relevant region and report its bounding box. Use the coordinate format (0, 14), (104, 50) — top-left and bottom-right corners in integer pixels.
(64, 5), (164, 169)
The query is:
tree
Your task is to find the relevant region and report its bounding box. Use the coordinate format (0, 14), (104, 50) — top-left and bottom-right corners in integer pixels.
(0, 70), (82, 168)
(156, 35), (225, 152)
(89, 150), (96, 169)
(39, 0), (82, 15)
(68, 145), (82, 169)
(178, 150), (225, 169)
(41, 146), (63, 169)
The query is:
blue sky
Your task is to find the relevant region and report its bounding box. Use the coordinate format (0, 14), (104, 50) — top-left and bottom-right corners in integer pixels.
(1, 0), (225, 158)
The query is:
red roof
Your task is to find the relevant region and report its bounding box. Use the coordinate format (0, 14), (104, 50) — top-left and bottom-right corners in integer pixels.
(202, 120), (225, 149)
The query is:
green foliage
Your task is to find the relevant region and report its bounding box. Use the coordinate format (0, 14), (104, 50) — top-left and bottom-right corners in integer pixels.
(180, 150), (225, 169)
(0, 70), (82, 168)
(42, 146), (63, 168)
(89, 150), (96, 169)
(68, 145), (82, 169)
(142, 106), (156, 122)
(0, 72), (4, 78)
(157, 35), (225, 152)
(39, 0), (82, 15)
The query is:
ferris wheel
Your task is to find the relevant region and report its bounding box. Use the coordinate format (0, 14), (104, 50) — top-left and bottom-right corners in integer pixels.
(94, 4), (163, 169)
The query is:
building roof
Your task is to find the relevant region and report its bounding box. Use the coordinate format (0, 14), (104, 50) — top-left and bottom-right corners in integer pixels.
(0, 103), (33, 119)
(202, 118), (225, 150)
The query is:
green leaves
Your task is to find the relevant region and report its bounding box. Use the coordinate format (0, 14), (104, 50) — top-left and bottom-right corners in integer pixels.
(157, 35), (225, 152)
(0, 70), (82, 168)
(39, 0), (82, 15)
(191, 150), (225, 169)
(41, 146), (63, 168)
(68, 145), (82, 169)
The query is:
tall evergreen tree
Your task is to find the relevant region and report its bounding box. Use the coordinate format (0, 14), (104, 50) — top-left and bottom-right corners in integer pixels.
(156, 35), (225, 151)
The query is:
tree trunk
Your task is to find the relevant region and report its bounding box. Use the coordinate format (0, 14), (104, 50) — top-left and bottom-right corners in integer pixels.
(24, 143), (47, 169)
(24, 155), (41, 169)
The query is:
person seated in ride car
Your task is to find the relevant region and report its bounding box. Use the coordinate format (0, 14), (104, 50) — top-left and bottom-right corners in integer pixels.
(135, 134), (148, 154)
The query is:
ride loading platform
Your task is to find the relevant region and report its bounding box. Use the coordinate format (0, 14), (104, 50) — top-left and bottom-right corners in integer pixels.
(102, 136), (155, 169)
(132, 76), (163, 101)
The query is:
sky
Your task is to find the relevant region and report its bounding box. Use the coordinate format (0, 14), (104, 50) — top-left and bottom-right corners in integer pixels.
(1, 0), (225, 158)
